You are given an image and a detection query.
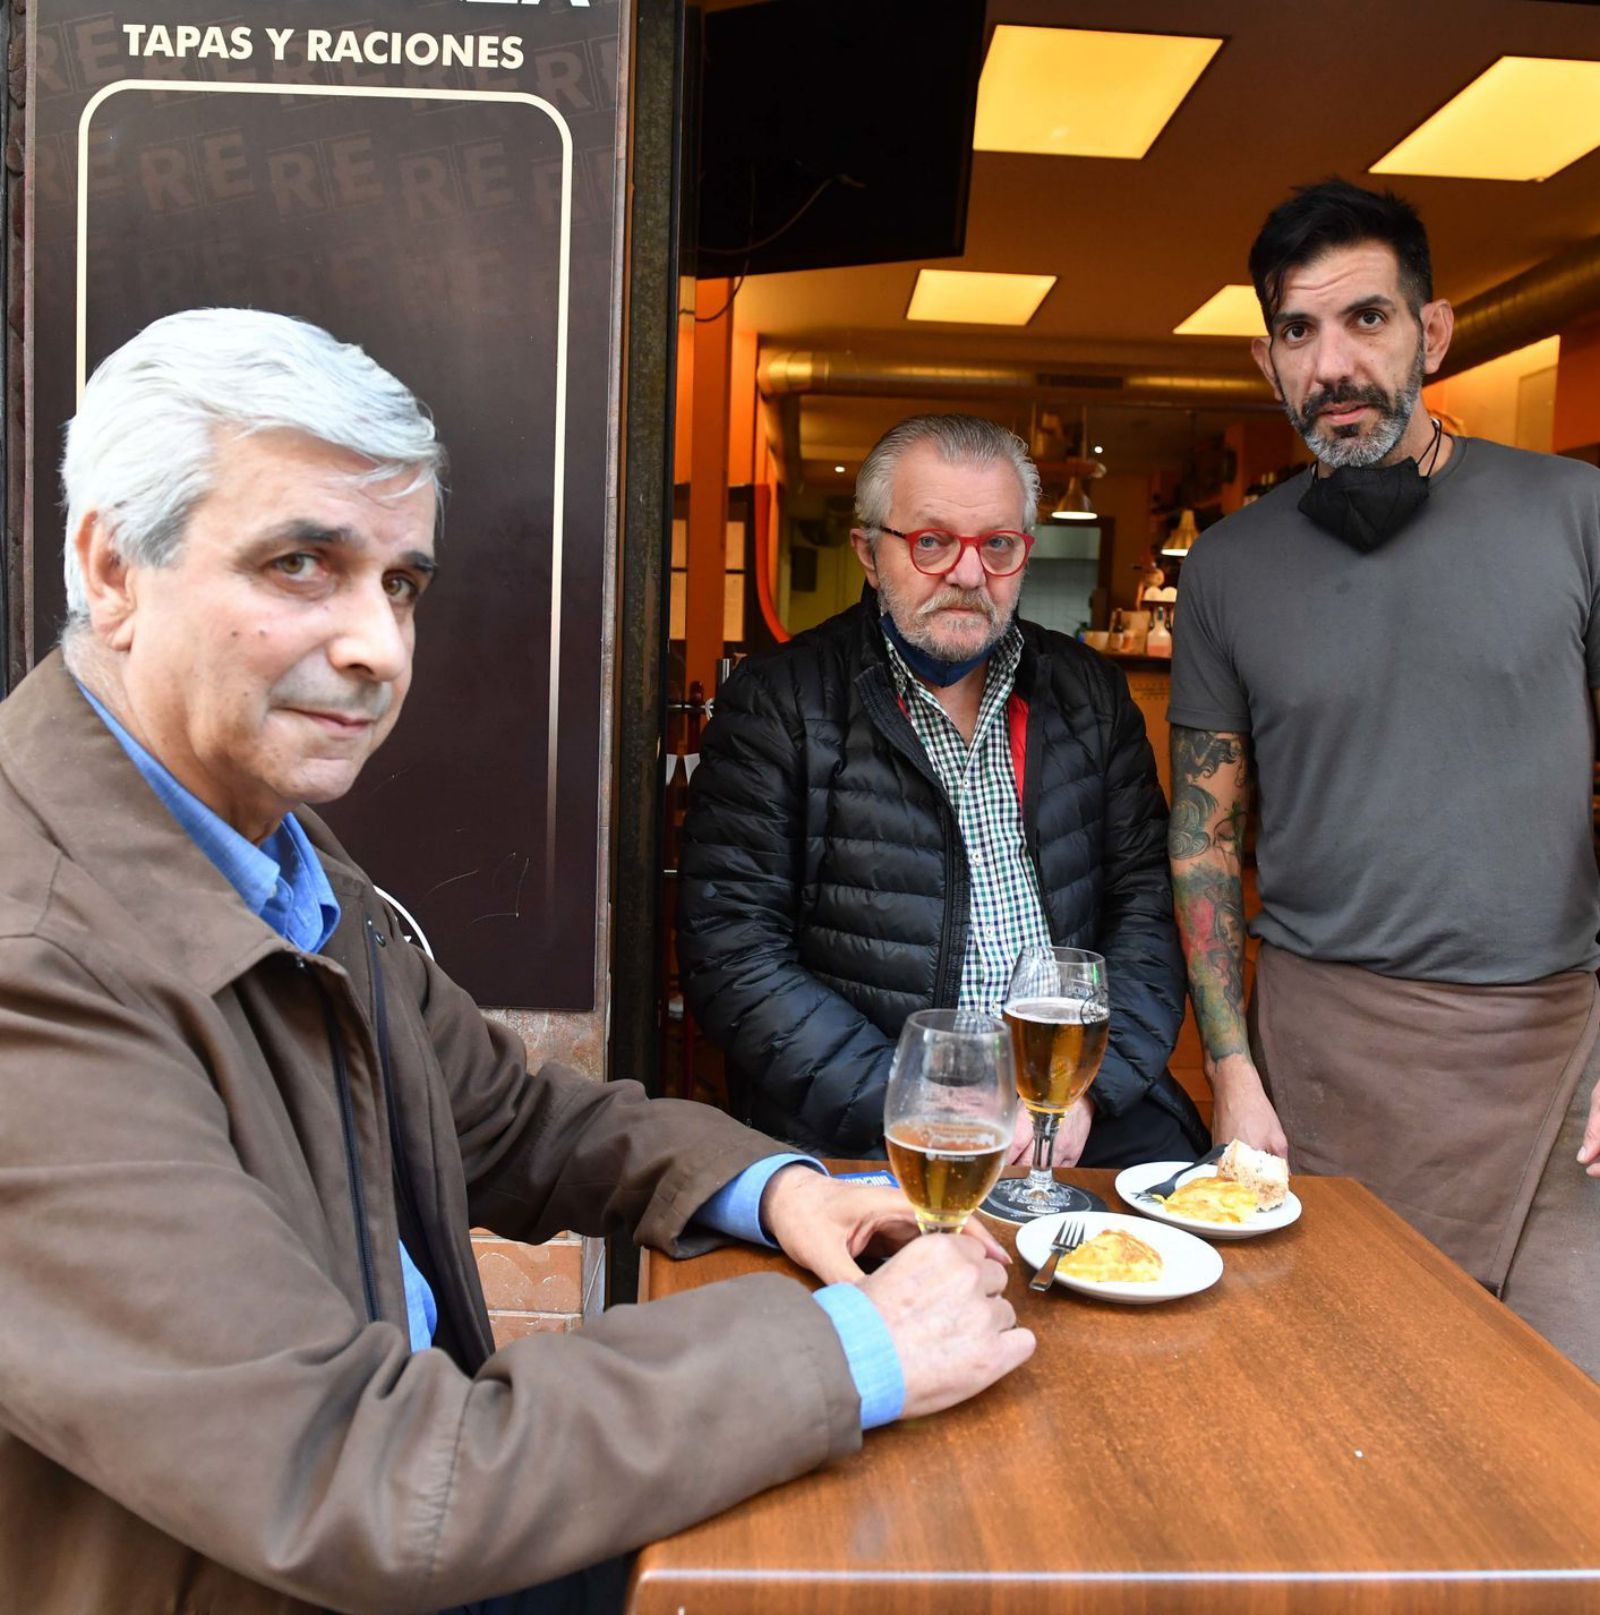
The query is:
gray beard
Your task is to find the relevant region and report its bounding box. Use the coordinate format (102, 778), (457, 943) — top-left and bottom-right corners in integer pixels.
(876, 568), (1012, 662)
(1285, 342), (1426, 470)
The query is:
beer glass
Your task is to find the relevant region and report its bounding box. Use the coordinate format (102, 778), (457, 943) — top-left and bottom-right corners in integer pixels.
(883, 1010), (1018, 1234)
(985, 946), (1110, 1221)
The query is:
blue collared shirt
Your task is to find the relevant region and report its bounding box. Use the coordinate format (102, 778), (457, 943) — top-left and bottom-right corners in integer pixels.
(78, 685), (439, 1350)
(78, 686), (902, 1425)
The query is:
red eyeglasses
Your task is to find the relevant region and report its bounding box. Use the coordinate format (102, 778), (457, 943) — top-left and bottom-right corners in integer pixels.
(878, 525), (1035, 578)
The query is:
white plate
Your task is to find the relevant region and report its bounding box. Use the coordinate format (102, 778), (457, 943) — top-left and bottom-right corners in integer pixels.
(1114, 1160), (1303, 1241)
(1015, 1210), (1222, 1305)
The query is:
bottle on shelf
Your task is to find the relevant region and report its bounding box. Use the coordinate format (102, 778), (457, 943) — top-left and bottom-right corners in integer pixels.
(1146, 605), (1172, 659)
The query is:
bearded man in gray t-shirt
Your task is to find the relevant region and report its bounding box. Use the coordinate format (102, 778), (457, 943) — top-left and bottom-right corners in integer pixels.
(1168, 178), (1600, 1379)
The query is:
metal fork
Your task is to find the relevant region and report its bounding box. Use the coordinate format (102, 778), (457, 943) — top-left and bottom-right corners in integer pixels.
(1028, 1216), (1087, 1291)
(1136, 1143), (1228, 1205)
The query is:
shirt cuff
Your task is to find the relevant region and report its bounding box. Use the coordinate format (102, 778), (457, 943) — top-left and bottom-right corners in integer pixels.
(812, 1282), (906, 1430)
(692, 1153), (823, 1247)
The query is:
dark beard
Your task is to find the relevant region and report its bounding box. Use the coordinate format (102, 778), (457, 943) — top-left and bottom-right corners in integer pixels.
(1283, 341), (1426, 470)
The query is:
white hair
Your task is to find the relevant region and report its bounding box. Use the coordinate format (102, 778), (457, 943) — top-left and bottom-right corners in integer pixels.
(854, 413), (1040, 536)
(61, 308), (446, 626)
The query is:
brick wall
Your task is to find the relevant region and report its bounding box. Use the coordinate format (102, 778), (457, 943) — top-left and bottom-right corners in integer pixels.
(474, 1006), (608, 1341)
(473, 1228), (606, 1344)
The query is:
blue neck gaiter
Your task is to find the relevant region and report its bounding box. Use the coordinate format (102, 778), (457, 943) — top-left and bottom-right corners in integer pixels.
(881, 611), (995, 687)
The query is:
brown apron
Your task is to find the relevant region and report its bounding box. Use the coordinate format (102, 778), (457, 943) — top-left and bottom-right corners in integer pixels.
(1250, 941), (1600, 1293)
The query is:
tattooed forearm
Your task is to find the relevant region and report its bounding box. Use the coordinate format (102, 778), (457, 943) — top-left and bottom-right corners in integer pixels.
(1167, 726), (1253, 1061)
(1167, 781), (1218, 859)
(1168, 727), (1251, 861)
(1171, 862), (1249, 1060)
(1172, 727), (1245, 784)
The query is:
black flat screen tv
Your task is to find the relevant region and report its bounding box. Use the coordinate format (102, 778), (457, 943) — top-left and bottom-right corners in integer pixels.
(696, 0), (986, 276)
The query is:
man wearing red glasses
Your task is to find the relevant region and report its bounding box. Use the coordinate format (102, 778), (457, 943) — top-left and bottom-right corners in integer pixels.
(680, 413), (1207, 1173)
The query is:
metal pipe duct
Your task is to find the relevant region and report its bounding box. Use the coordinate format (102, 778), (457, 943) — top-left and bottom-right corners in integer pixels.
(760, 230), (1600, 406)
(1438, 233), (1600, 379)
(758, 350), (1278, 411)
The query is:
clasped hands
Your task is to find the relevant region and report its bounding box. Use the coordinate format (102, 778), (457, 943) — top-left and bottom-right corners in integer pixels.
(1007, 1094), (1092, 1166)
(760, 1164), (1035, 1418)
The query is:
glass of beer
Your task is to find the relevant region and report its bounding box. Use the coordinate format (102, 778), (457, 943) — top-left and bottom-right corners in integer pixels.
(883, 1010), (1018, 1235)
(985, 946), (1110, 1221)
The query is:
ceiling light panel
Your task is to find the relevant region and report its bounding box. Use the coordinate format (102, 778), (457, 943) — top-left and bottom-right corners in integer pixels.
(1174, 284), (1266, 337)
(906, 269), (1056, 326)
(1371, 56), (1600, 182)
(974, 26), (1223, 160)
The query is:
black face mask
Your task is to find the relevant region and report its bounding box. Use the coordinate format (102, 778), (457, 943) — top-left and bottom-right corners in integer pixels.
(1297, 419), (1444, 553)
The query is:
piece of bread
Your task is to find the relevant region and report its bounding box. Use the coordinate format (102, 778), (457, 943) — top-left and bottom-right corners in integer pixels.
(1058, 1229), (1164, 1283)
(1217, 1140), (1290, 1210)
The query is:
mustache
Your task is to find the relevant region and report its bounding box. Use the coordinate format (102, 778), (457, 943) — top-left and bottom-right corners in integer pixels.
(269, 677), (393, 722)
(916, 587), (1000, 625)
(1300, 382), (1398, 421)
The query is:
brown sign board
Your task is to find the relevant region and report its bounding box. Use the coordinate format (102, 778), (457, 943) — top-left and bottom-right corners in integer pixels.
(27, 0), (623, 1010)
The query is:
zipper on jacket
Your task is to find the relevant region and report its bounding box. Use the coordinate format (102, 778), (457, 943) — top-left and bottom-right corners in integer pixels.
(933, 824), (967, 1008)
(1021, 663), (1046, 882)
(365, 918), (439, 1310)
(859, 668), (970, 1009)
(312, 976), (381, 1325)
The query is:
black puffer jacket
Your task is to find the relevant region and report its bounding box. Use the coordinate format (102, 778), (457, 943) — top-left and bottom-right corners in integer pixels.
(678, 597), (1204, 1157)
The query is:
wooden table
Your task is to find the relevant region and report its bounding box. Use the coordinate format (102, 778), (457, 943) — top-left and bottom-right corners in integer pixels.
(628, 1170), (1600, 1613)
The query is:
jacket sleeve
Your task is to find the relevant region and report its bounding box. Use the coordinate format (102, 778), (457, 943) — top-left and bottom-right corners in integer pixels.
(384, 907), (797, 1259)
(676, 664), (897, 1154)
(1089, 665), (1188, 1118)
(0, 932), (860, 1615)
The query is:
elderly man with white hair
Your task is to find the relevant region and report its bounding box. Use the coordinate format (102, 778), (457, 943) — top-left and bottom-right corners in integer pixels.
(679, 413), (1207, 1182)
(0, 311), (1034, 1615)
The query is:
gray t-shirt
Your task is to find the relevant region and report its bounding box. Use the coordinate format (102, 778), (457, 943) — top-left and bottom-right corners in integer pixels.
(1169, 436), (1600, 984)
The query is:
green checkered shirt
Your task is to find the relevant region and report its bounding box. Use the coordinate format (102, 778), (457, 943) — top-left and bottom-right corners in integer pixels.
(883, 624), (1054, 1017)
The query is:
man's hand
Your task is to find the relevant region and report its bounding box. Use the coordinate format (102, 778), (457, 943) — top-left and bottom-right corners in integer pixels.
(761, 1164), (1010, 1284)
(858, 1233), (1035, 1418)
(1579, 1078), (1600, 1179)
(1209, 1051), (1288, 1157)
(1006, 1098), (1094, 1166)
(1053, 1096), (1093, 1167)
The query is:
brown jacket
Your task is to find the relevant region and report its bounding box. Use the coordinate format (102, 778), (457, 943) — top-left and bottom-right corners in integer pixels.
(0, 653), (861, 1615)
